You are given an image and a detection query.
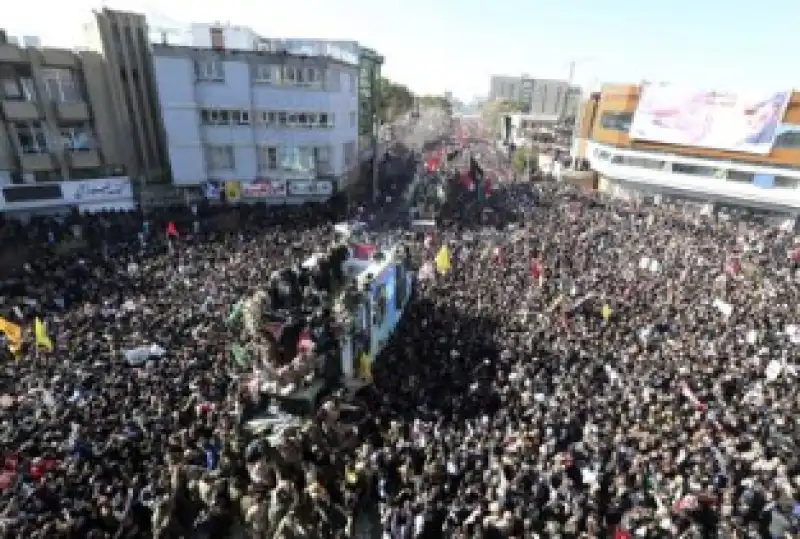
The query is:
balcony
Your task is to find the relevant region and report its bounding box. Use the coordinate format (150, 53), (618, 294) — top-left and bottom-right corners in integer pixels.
(19, 153), (56, 172)
(0, 43), (27, 63)
(55, 101), (90, 122)
(66, 150), (101, 169)
(38, 48), (78, 68)
(1, 100), (40, 121)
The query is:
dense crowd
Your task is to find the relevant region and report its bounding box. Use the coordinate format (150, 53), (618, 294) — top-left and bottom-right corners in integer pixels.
(0, 149), (798, 538)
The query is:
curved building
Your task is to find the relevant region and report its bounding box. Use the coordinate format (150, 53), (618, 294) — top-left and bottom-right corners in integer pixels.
(574, 84), (800, 212)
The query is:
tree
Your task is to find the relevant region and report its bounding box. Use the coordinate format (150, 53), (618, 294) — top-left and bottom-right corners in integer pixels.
(511, 146), (538, 176)
(481, 99), (529, 133)
(417, 95), (453, 116)
(377, 78), (414, 124)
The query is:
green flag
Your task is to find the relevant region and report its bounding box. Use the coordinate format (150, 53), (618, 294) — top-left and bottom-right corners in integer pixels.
(231, 344), (250, 367)
(227, 300), (244, 325)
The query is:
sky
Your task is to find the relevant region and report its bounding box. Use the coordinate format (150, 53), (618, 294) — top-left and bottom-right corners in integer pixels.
(4, 0), (799, 101)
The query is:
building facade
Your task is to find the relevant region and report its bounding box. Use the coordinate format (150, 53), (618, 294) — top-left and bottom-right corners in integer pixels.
(0, 29), (135, 214)
(81, 8), (172, 185)
(574, 84), (800, 211)
(152, 42), (359, 198)
(489, 75), (581, 120)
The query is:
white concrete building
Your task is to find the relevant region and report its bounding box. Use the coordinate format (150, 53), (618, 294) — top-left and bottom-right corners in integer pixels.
(151, 25), (360, 200)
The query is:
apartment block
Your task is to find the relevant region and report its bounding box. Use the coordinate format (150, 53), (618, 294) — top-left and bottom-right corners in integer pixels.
(489, 75), (582, 120)
(0, 31), (127, 188)
(151, 36), (359, 191)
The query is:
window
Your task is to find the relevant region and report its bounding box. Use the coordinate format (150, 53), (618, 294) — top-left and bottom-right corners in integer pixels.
(287, 112), (297, 126)
(775, 129), (800, 149)
(349, 111), (356, 128)
(318, 113), (329, 127)
(40, 68), (81, 103)
(280, 146), (300, 171)
(196, 58), (224, 81)
(672, 163), (717, 177)
(231, 110), (241, 124)
(210, 27), (225, 50)
(343, 141), (357, 168)
(349, 74), (357, 94)
(200, 109), (212, 125)
(299, 147), (314, 172)
(0, 66), (21, 99)
(238, 110), (250, 125)
(14, 121), (49, 154)
(307, 113), (318, 127)
(254, 64), (272, 83)
(306, 67), (317, 85)
(60, 124), (94, 151)
(600, 112), (633, 132)
(727, 170), (754, 183)
(774, 176), (798, 189)
(278, 112), (288, 126)
(372, 284), (387, 326)
(611, 155), (665, 170)
(218, 110), (230, 125)
(258, 146), (278, 170)
(297, 113), (307, 127)
(204, 145), (235, 171)
(314, 146), (332, 174)
(283, 66), (296, 83)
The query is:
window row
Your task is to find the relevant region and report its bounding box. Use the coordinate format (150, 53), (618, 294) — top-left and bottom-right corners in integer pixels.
(196, 59), (324, 88)
(199, 108), (336, 128)
(11, 121), (95, 154)
(595, 148), (799, 189)
(203, 144), (336, 174)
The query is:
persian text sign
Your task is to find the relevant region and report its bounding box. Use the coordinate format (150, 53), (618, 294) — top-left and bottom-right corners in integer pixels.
(629, 85), (791, 154)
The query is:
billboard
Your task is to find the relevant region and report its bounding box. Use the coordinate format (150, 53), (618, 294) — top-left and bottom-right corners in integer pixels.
(241, 178), (286, 198)
(629, 84), (791, 154)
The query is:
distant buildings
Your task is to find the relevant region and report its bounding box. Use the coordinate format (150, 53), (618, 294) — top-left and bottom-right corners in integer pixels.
(488, 75), (581, 120)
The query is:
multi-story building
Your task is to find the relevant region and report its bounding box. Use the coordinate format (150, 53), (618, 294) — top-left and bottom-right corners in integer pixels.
(151, 25), (359, 200)
(574, 84), (800, 212)
(81, 8), (172, 185)
(489, 75), (581, 120)
(0, 29), (136, 214)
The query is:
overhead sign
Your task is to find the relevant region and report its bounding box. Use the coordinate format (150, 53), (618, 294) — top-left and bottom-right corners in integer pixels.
(288, 179), (333, 197)
(629, 84), (791, 155)
(241, 178), (286, 198)
(64, 178), (133, 203)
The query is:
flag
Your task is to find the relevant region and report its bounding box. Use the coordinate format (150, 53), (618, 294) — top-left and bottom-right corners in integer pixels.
(359, 353), (372, 381)
(352, 243), (376, 260)
(166, 221), (179, 238)
(231, 344), (250, 367)
(227, 300), (245, 325)
(34, 318), (53, 352)
(601, 304), (613, 322)
(435, 246), (452, 274)
(0, 318), (22, 354)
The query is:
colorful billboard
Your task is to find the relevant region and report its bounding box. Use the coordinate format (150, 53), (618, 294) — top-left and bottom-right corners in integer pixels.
(629, 85), (791, 155)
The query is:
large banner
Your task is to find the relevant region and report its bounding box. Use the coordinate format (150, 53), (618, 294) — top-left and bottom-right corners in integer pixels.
(629, 84), (791, 154)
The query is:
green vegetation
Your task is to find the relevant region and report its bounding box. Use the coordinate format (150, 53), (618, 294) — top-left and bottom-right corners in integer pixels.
(511, 146), (538, 175)
(377, 78), (414, 123)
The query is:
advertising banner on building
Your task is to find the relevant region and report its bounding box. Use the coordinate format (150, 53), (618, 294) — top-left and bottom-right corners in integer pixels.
(241, 179), (286, 198)
(287, 180), (333, 197)
(629, 84), (791, 154)
(62, 178), (134, 204)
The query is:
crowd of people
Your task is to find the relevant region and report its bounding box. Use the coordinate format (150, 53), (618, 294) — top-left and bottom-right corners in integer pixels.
(0, 141), (798, 539)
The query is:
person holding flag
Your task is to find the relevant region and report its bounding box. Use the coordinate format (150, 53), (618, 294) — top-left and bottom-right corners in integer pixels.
(435, 245), (452, 275)
(0, 317), (22, 355)
(34, 317), (54, 352)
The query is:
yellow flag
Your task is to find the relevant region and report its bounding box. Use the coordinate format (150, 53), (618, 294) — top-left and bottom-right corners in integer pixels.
(0, 317), (22, 353)
(34, 318), (53, 352)
(601, 304), (613, 321)
(435, 246), (452, 275)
